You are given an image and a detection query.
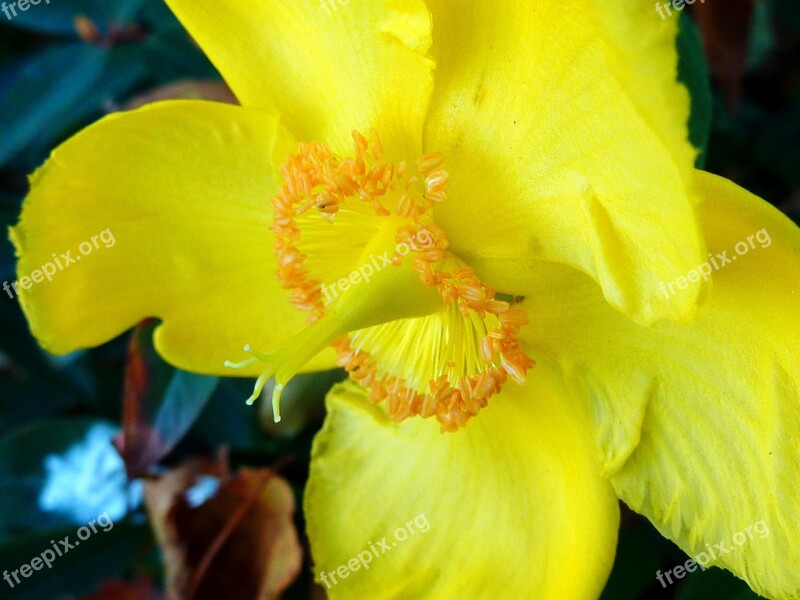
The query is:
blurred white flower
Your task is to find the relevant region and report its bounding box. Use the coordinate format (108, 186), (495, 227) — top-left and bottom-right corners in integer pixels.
(39, 422), (142, 523)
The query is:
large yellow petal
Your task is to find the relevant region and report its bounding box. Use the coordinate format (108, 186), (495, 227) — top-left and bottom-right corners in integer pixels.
(10, 100), (335, 376)
(516, 172), (800, 598)
(424, 1), (705, 325)
(305, 364), (619, 599)
(164, 0), (434, 159)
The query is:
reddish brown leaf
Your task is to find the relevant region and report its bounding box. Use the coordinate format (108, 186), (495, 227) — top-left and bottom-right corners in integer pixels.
(694, 0), (756, 110)
(144, 459), (302, 600)
(115, 320), (165, 477)
(125, 81), (237, 110)
(311, 583), (329, 600)
(115, 321), (217, 478)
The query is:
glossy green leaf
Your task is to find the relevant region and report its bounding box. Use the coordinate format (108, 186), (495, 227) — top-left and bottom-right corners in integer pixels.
(1, 0), (146, 36)
(677, 13), (713, 168)
(1, 42), (149, 170)
(142, 27), (219, 82)
(0, 44), (107, 167)
(0, 196), (21, 296)
(0, 520), (151, 600)
(0, 301), (87, 431)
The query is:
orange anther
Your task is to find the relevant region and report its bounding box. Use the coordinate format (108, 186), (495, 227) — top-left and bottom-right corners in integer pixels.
(417, 152), (445, 174)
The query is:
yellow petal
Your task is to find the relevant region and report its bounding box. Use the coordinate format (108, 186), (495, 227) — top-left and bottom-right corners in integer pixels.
(424, 0), (705, 325)
(164, 0), (434, 159)
(305, 363), (619, 599)
(10, 100), (335, 376)
(519, 172), (800, 598)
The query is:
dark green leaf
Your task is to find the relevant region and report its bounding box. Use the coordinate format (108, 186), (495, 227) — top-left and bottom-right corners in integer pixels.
(2, 0), (147, 36)
(142, 27), (220, 83)
(138, 0), (181, 32)
(600, 526), (664, 600)
(0, 296), (54, 373)
(677, 13), (713, 168)
(0, 375), (80, 432)
(2, 42), (150, 170)
(675, 566), (763, 600)
(747, 1), (776, 70)
(769, 0), (800, 35)
(0, 294), (89, 425)
(191, 379), (284, 456)
(755, 104), (800, 189)
(0, 44), (107, 167)
(0, 520), (152, 600)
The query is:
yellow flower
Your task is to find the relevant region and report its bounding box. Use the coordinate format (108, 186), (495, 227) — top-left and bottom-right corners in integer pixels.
(9, 1), (800, 598)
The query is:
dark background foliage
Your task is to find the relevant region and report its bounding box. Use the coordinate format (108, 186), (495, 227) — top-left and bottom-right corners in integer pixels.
(0, 1), (798, 599)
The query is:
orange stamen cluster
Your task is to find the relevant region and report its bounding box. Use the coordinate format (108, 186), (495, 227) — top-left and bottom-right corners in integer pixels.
(272, 130), (405, 323)
(335, 228), (534, 431)
(272, 130), (534, 431)
(335, 335), (524, 432)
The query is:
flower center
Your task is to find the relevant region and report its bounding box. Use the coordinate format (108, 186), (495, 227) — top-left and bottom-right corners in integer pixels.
(228, 130), (533, 432)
